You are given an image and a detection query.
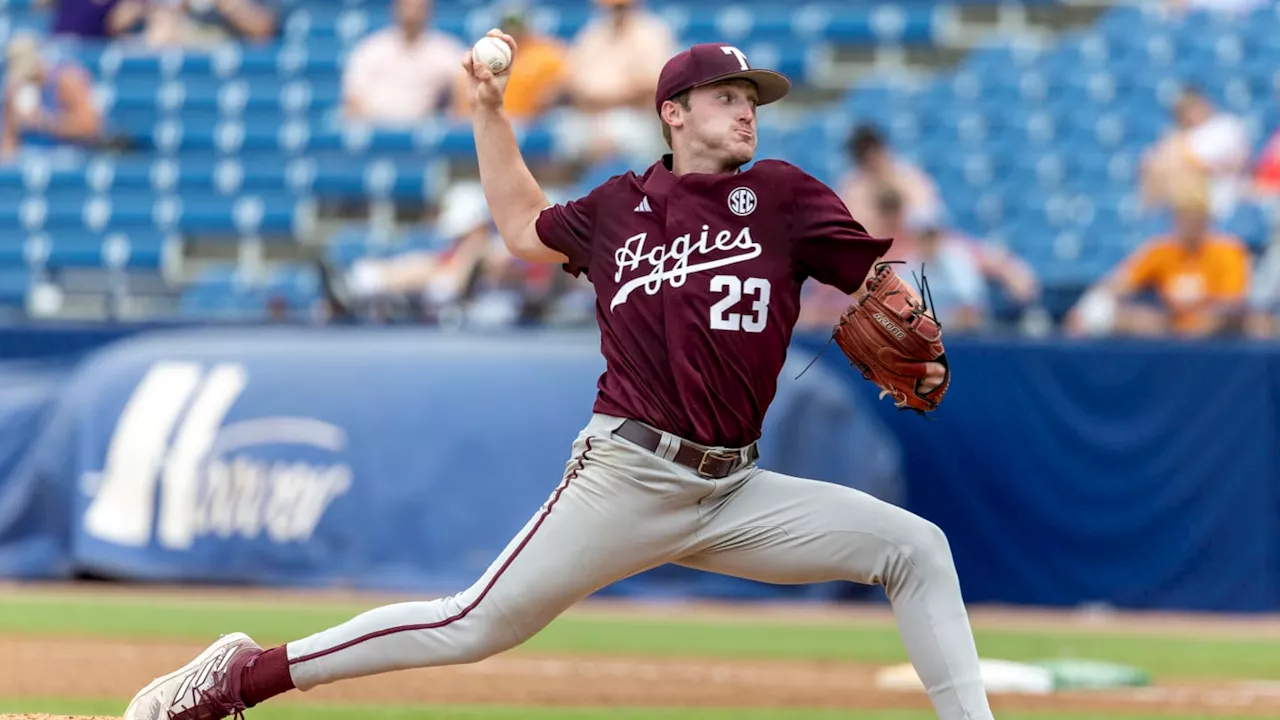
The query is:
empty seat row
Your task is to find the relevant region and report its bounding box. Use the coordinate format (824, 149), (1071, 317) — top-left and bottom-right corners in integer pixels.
(0, 153), (446, 203)
(0, 230), (176, 271)
(116, 119), (555, 157)
(0, 190), (307, 235)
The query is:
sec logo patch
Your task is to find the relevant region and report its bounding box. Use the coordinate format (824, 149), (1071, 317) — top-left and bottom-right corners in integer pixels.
(728, 187), (757, 216)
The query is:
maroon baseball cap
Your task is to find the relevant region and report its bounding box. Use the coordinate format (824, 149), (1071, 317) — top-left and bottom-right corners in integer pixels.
(654, 43), (791, 114)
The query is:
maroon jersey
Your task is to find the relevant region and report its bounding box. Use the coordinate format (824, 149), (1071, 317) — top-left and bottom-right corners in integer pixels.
(536, 155), (891, 448)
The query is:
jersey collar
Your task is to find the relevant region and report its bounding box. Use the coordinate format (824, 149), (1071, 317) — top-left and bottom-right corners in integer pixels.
(641, 154), (679, 196)
(643, 153), (746, 196)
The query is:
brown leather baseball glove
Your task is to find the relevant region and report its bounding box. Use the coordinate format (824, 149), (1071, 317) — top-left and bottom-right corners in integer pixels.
(832, 262), (949, 414)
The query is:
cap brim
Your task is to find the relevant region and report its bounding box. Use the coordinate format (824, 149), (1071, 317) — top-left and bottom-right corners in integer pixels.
(694, 69), (791, 106)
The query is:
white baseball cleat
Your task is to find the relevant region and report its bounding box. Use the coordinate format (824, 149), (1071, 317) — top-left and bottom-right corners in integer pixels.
(124, 632), (263, 720)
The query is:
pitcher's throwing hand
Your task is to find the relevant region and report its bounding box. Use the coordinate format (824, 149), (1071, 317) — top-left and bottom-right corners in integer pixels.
(462, 29), (516, 112)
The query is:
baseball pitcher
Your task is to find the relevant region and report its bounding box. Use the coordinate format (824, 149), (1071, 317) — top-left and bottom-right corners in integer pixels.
(126, 32), (992, 720)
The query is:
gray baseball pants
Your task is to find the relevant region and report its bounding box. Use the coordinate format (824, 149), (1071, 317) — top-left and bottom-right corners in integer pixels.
(285, 413), (993, 720)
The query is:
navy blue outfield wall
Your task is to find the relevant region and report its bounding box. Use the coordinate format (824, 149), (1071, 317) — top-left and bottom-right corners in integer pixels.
(0, 324), (1276, 612)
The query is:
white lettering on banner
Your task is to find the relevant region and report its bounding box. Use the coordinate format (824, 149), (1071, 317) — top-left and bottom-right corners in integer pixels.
(84, 362), (204, 547)
(82, 361), (353, 550)
(611, 226), (760, 311)
(195, 458), (351, 543)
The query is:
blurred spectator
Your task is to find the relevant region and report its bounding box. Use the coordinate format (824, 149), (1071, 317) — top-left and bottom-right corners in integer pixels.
(341, 0), (465, 125)
(344, 183), (544, 327)
(1067, 178), (1250, 337)
(1245, 230), (1280, 337)
(839, 124), (943, 238)
(1253, 129), (1280, 199)
(1140, 86), (1250, 220)
(898, 212), (990, 333)
(963, 236), (1040, 315)
(50, 0), (147, 40)
(455, 4), (569, 122)
(143, 0), (280, 48)
(556, 0), (675, 164)
(1, 33), (102, 161)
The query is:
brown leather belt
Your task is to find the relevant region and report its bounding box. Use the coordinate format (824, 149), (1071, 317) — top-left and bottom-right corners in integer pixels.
(614, 419), (758, 479)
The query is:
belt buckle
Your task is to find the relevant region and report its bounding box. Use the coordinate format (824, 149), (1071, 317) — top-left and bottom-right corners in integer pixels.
(697, 448), (739, 478)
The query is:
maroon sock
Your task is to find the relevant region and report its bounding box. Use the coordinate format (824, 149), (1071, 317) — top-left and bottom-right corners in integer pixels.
(240, 646), (295, 707)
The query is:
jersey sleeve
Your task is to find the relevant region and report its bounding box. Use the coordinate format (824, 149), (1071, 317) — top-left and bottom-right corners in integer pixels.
(789, 168), (894, 294)
(534, 188), (599, 277)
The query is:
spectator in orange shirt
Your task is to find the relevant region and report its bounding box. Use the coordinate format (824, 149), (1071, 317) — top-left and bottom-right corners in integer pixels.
(1067, 178), (1250, 337)
(455, 5), (569, 122)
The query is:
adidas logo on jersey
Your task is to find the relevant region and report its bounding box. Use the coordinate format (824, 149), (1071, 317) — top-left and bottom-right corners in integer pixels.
(634, 197), (652, 212)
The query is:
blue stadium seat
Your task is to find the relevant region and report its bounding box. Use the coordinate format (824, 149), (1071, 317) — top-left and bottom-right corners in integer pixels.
(0, 189), (301, 236)
(0, 239), (36, 268)
(108, 76), (341, 114)
(264, 264), (321, 308)
(43, 230), (175, 271)
(1223, 203), (1273, 251)
(0, 268), (30, 307)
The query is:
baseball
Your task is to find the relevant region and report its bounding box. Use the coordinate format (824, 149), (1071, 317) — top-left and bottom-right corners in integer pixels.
(472, 36), (512, 74)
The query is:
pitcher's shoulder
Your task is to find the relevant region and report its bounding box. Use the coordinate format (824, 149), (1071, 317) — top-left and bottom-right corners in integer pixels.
(748, 159), (831, 191)
(747, 159), (836, 203)
(749, 158), (809, 179)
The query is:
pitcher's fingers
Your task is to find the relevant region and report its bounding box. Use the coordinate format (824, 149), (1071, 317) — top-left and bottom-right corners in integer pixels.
(461, 51), (475, 73)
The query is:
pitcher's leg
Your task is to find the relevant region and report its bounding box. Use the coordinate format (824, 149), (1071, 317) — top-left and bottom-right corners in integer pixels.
(230, 421), (707, 710)
(285, 436), (691, 690)
(287, 468), (584, 690)
(680, 470), (993, 720)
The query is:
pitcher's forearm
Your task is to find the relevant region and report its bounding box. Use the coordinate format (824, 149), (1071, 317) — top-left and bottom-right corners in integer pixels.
(472, 107), (555, 259)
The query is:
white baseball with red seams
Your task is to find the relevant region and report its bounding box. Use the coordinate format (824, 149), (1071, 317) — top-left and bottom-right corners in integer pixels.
(472, 36), (511, 74)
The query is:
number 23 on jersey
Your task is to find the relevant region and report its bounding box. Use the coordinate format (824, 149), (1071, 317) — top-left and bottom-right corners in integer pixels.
(709, 275), (771, 333)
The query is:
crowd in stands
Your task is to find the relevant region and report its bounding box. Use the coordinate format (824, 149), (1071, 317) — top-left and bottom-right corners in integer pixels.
(6, 0), (1280, 340)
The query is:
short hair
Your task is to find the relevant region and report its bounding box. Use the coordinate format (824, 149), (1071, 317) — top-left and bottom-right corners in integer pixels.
(847, 124), (886, 163)
(660, 89), (692, 148)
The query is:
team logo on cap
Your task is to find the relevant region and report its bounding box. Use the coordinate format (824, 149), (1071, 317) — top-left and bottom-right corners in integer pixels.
(728, 187), (757, 216)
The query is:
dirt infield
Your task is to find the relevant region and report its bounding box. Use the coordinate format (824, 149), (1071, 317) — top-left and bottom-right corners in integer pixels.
(4, 633), (1280, 717)
(2, 584), (1279, 716)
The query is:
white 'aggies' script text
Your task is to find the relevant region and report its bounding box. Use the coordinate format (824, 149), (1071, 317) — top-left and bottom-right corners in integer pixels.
(610, 226), (760, 311)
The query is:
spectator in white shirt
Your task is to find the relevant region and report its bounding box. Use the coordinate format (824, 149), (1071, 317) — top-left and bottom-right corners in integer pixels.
(1140, 86), (1251, 220)
(341, 0), (465, 125)
(899, 211), (990, 332)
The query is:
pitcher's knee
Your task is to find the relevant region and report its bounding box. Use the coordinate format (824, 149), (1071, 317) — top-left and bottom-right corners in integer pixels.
(904, 517), (952, 561)
(885, 515), (958, 586)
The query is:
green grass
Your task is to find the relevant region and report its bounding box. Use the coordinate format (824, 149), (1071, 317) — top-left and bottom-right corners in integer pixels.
(1, 700), (1273, 720)
(0, 594), (1275, 680)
